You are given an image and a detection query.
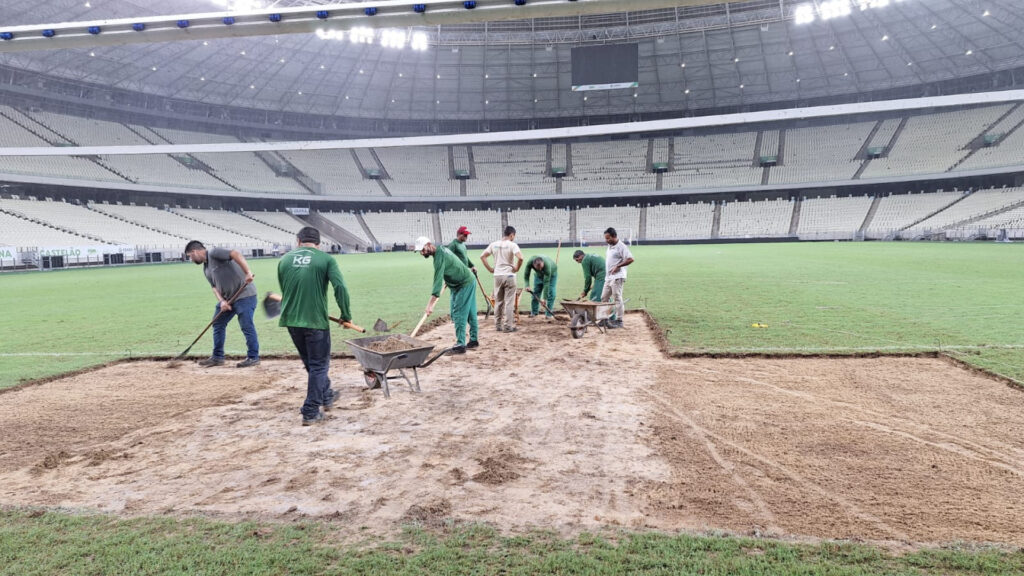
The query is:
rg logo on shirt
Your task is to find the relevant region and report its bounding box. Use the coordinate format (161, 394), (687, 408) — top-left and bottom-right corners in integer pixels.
(292, 255), (312, 266)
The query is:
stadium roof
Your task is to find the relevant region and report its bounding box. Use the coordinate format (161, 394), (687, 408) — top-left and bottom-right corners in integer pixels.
(0, 0), (1022, 121)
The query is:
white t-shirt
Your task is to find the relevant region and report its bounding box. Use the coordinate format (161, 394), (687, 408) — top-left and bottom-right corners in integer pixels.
(605, 240), (633, 282)
(483, 239), (522, 276)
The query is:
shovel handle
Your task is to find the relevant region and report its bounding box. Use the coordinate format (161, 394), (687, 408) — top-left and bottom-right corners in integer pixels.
(330, 317), (366, 333)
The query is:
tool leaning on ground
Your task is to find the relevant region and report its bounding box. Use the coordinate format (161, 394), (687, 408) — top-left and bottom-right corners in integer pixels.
(262, 292), (366, 332)
(410, 284), (446, 337)
(524, 287), (565, 321)
(168, 279), (252, 365)
(472, 269), (496, 320)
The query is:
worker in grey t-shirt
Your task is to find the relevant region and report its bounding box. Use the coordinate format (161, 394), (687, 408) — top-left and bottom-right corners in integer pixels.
(185, 240), (260, 367)
(602, 227), (634, 329)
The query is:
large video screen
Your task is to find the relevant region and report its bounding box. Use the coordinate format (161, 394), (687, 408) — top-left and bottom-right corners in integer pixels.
(571, 44), (639, 91)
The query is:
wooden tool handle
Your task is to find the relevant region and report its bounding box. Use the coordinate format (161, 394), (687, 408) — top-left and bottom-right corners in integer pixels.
(411, 285), (446, 337)
(330, 317), (366, 333)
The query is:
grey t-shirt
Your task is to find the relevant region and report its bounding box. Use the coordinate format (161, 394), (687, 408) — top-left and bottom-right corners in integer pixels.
(204, 247), (257, 300)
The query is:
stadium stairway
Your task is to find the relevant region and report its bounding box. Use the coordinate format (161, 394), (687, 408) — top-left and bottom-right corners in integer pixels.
(939, 196), (1024, 230)
(788, 198), (802, 235)
(0, 206), (109, 244)
(303, 211), (367, 251)
(0, 108), (133, 183)
(168, 209), (269, 244)
(354, 213), (379, 247)
(948, 103), (1023, 172)
(853, 120), (884, 179)
(85, 203), (189, 242)
(711, 203), (722, 239)
(639, 206), (648, 242)
(432, 213), (443, 245)
(899, 192), (972, 233)
(859, 195), (883, 235)
(247, 140), (320, 195)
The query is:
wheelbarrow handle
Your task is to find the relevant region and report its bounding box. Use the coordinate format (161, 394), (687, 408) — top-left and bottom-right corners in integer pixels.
(382, 353), (409, 374)
(420, 347), (453, 368)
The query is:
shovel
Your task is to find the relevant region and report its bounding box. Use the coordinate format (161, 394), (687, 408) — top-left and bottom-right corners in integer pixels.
(262, 292), (366, 332)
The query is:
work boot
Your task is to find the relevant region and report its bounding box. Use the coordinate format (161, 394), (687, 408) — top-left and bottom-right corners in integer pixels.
(302, 411), (325, 426)
(503, 326), (518, 333)
(466, 340), (479, 350)
(198, 357), (224, 367)
(450, 345), (467, 355)
(236, 357), (260, 368)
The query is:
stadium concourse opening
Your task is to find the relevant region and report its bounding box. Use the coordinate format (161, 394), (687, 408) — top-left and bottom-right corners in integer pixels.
(2, 314), (1023, 548)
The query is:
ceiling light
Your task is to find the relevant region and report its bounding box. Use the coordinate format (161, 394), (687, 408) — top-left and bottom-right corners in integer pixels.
(151, 66), (157, 71)
(881, 34), (888, 41)
(739, 84), (744, 88)
(380, 29), (407, 49)
(410, 31), (429, 51)
(485, 100), (489, 104)
(436, 100), (440, 104)
(359, 69), (364, 74)
(320, 64), (326, 69)
(89, 51), (95, 57)
(965, 49), (973, 55)
(794, 3), (816, 24)
(349, 26), (374, 44)
(907, 61), (913, 66)
(983, 10), (990, 16)
(484, 73), (489, 78)
(680, 63), (686, 68)
(436, 74), (441, 79)
(583, 96), (588, 101)
(820, 0), (852, 20)
(203, 41), (209, 46)
(532, 73), (537, 77)
(344, 95), (349, 100)
(788, 51), (794, 56)
(829, 45), (835, 50)
(534, 98), (538, 103)
(249, 84), (255, 89)
(200, 76), (205, 81)
(279, 58), (285, 63)
(734, 57), (739, 62)
(684, 89), (690, 94)
(843, 72), (849, 76)
(930, 24), (937, 29)
(297, 91), (303, 95)
(239, 50), (246, 56)
(796, 78), (801, 82)
(84, 1), (90, 6)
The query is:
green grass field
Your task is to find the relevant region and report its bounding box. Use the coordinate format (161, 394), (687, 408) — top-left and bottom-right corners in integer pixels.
(3, 242), (1023, 387)
(2, 242), (1024, 574)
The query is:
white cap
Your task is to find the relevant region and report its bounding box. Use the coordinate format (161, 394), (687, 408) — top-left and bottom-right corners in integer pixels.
(414, 236), (432, 251)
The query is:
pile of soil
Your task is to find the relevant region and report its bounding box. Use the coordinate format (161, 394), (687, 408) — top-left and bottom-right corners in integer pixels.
(365, 336), (416, 353)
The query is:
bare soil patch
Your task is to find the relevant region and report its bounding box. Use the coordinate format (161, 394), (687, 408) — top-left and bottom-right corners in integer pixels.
(1, 313), (1023, 546)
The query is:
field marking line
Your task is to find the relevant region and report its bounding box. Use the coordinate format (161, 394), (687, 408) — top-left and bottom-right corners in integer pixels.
(671, 344), (1024, 354)
(640, 389), (781, 532)
(695, 366), (1024, 473)
(641, 388), (911, 542)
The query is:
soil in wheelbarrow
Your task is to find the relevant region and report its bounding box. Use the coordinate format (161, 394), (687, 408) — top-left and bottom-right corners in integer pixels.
(365, 336), (418, 353)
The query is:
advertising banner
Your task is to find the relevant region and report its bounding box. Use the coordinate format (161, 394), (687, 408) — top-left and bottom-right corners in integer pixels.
(0, 246), (21, 266)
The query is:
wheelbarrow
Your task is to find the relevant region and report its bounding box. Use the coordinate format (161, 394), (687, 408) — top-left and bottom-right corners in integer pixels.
(346, 334), (451, 398)
(560, 299), (627, 339)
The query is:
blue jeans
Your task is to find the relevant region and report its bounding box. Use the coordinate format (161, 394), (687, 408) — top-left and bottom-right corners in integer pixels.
(212, 295), (259, 360)
(287, 327), (333, 420)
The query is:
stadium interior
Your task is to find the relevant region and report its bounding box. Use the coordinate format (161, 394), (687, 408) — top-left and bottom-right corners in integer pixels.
(0, 0), (1022, 269)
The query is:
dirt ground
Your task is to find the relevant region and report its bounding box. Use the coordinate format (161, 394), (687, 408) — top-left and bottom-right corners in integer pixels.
(2, 313), (1023, 546)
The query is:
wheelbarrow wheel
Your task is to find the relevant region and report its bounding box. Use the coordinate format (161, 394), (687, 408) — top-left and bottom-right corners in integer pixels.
(570, 314), (588, 339)
(364, 371), (382, 390)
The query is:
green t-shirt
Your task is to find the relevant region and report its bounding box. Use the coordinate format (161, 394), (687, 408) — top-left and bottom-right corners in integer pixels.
(446, 239), (474, 269)
(524, 255), (558, 283)
(431, 246), (473, 297)
(581, 254), (606, 293)
(276, 247), (351, 330)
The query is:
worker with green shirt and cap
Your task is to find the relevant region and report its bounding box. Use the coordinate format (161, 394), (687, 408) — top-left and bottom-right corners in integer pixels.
(416, 236), (478, 354)
(573, 250), (605, 302)
(524, 255), (558, 318)
(277, 226), (354, 427)
(446, 225), (477, 274)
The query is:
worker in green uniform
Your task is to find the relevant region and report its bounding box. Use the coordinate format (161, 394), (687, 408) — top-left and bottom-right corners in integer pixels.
(524, 255), (558, 318)
(416, 236), (478, 354)
(446, 225), (477, 274)
(573, 250), (605, 302)
(277, 226), (353, 426)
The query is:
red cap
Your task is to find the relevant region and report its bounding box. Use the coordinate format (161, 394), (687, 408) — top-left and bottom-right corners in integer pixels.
(456, 226), (471, 236)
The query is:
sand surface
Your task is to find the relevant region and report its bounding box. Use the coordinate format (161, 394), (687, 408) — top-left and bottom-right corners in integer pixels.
(2, 313), (1023, 545)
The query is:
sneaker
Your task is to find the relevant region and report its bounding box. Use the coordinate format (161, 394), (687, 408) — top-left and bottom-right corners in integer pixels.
(450, 345), (467, 355)
(302, 411), (325, 426)
(198, 357), (224, 367)
(466, 340), (479, 350)
(503, 326), (518, 333)
(322, 389), (337, 411)
(236, 357), (260, 368)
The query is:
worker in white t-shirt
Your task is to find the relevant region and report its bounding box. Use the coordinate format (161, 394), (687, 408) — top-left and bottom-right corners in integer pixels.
(480, 225), (525, 332)
(602, 227), (634, 329)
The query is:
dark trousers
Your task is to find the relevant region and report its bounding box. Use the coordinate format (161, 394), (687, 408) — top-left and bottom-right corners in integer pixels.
(287, 327), (333, 419)
(212, 295), (259, 360)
